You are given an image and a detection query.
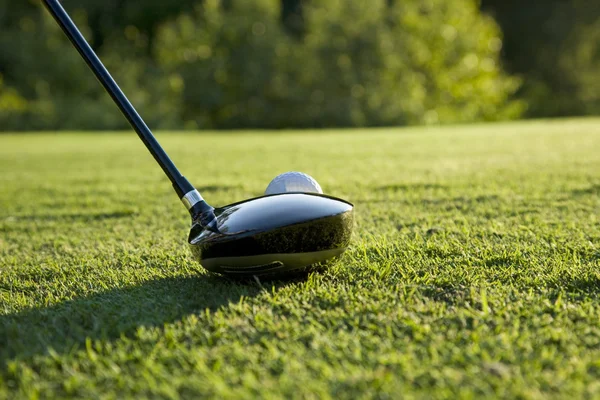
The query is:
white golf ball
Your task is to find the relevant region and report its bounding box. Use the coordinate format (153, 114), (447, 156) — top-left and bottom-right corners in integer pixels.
(265, 171), (323, 195)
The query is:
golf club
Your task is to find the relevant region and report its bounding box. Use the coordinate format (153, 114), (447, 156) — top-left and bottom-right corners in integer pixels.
(41, 0), (354, 278)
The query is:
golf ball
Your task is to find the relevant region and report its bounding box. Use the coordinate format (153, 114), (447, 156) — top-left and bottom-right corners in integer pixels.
(265, 171), (323, 195)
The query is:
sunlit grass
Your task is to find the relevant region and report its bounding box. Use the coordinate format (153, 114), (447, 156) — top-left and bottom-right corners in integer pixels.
(1, 118), (600, 398)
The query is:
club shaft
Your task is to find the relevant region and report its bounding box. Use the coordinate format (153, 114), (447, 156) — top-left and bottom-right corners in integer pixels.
(41, 0), (195, 199)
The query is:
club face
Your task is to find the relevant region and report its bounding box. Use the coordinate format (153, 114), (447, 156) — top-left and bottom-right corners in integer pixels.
(188, 193), (354, 278)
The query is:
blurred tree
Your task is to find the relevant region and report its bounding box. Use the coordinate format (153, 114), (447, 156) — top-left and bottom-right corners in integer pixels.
(60, 0), (197, 54)
(1, 0), (597, 131)
(0, 1), (180, 130)
(0, 4), (121, 130)
(561, 11), (600, 115)
(0, 75), (28, 128)
(482, 0), (600, 117)
(156, 0), (292, 129)
(281, 0), (305, 38)
(387, 0), (524, 123)
(301, 0), (524, 126)
(156, 0), (522, 129)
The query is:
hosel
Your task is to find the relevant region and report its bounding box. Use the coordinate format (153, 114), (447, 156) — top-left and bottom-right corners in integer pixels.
(177, 179), (220, 233)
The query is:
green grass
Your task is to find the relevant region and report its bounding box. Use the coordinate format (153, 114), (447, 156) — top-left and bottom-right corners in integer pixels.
(1, 119), (600, 399)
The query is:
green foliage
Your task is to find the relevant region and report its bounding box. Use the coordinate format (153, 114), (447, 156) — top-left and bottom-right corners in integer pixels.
(156, 0), (292, 129)
(482, 0), (600, 117)
(297, 0), (407, 126)
(156, 0), (522, 129)
(564, 18), (600, 114)
(0, 0), (597, 129)
(533, 0), (600, 116)
(0, 75), (27, 126)
(2, 119), (600, 396)
(0, 6), (181, 131)
(302, 0), (523, 125)
(98, 40), (184, 130)
(387, 0), (524, 123)
(66, 0), (197, 51)
(0, 8), (123, 130)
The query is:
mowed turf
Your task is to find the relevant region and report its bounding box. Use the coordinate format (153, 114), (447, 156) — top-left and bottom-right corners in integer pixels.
(1, 119), (600, 399)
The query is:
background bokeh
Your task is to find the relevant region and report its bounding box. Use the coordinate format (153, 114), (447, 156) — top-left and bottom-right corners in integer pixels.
(0, 0), (598, 131)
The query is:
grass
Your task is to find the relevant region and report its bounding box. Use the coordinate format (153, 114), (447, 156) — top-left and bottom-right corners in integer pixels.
(1, 118), (599, 399)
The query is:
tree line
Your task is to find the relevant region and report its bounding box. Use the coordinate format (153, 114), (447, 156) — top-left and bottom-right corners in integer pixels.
(0, 0), (597, 131)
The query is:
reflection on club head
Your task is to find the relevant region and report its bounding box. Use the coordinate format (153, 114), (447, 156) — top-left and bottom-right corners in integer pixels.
(188, 193), (354, 278)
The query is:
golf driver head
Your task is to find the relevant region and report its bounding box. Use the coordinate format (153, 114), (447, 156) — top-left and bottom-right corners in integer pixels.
(188, 193), (354, 278)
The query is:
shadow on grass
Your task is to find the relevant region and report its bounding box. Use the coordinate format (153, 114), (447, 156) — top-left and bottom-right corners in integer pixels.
(375, 183), (448, 192)
(0, 274), (289, 368)
(572, 184), (600, 196)
(355, 194), (501, 208)
(195, 184), (242, 193)
(4, 211), (135, 223)
(559, 275), (600, 295)
(417, 275), (600, 308)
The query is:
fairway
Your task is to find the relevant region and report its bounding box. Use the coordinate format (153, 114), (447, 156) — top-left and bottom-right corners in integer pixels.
(1, 119), (600, 398)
